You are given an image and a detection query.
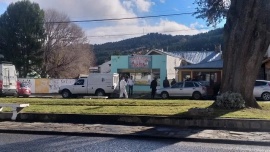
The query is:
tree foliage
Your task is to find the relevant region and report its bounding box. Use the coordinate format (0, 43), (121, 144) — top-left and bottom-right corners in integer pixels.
(194, 0), (270, 108)
(194, 0), (230, 26)
(41, 9), (95, 78)
(94, 28), (224, 65)
(0, 0), (45, 77)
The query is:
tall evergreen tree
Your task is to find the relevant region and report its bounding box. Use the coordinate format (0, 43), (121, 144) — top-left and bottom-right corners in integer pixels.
(0, 0), (45, 77)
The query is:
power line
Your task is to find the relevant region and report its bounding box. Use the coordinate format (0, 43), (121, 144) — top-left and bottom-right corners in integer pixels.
(45, 12), (194, 24)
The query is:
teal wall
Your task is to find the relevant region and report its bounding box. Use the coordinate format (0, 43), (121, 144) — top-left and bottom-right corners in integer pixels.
(111, 55), (167, 93)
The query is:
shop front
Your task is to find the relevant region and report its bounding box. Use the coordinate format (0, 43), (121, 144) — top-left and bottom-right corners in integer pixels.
(111, 55), (168, 93)
(176, 60), (223, 96)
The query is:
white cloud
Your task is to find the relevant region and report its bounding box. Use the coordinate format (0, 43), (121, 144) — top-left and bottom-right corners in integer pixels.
(160, 0), (166, 3)
(134, 0), (154, 12)
(86, 19), (207, 44)
(1, 0), (207, 45)
(190, 22), (205, 29)
(1, 0), (136, 20)
(122, 0), (154, 12)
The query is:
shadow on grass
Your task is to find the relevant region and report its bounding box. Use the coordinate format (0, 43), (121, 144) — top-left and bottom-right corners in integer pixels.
(84, 106), (104, 110)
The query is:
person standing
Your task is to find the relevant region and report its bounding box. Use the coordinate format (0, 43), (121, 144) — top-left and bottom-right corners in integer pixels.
(171, 78), (176, 86)
(163, 77), (170, 88)
(127, 76), (134, 97)
(119, 77), (128, 98)
(150, 77), (158, 99)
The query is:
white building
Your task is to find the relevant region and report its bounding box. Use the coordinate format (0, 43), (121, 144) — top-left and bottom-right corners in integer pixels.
(98, 60), (111, 73)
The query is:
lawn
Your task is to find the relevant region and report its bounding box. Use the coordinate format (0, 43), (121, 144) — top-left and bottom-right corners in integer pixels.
(1, 98), (270, 119)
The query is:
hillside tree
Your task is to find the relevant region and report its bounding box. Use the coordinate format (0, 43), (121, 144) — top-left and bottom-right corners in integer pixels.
(0, 0), (45, 77)
(41, 9), (95, 78)
(194, 0), (270, 108)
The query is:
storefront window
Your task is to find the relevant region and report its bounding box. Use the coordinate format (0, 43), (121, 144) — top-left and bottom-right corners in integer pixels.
(118, 69), (160, 86)
(181, 71), (191, 81)
(192, 71), (219, 87)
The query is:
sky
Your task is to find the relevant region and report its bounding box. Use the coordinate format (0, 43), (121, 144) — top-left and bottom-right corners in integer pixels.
(0, 0), (225, 44)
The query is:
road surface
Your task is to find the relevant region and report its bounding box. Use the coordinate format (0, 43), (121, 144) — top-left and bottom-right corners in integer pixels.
(1, 133), (269, 152)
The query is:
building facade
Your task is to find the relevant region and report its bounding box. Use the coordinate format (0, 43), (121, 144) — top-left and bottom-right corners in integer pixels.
(111, 50), (184, 93)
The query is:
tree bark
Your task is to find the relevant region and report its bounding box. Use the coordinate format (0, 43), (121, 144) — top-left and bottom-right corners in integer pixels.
(221, 0), (270, 108)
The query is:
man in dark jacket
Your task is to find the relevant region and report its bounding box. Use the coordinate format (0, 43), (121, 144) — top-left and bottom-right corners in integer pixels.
(150, 78), (158, 99)
(171, 78), (176, 86)
(163, 77), (170, 88)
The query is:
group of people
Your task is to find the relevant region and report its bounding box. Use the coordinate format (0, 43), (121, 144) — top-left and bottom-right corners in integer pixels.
(119, 75), (177, 99)
(150, 77), (177, 99)
(119, 76), (134, 98)
(163, 77), (176, 88)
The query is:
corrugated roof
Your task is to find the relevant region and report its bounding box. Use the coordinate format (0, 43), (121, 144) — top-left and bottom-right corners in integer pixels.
(145, 49), (222, 64)
(199, 51), (222, 63)
(171, 51), (222, 64)
(176, 60), (223, 69)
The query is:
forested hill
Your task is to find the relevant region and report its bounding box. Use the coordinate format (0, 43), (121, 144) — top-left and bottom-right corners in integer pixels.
(92, 28), (223, 65)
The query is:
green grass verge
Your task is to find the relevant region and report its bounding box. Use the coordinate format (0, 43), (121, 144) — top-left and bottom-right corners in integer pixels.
(1, 98), (270, 119)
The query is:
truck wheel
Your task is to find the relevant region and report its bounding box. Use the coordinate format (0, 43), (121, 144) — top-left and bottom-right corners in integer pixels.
(13, 91), (19, 98)
(62, 90), (71, 98)
(95, 89), (105, 96)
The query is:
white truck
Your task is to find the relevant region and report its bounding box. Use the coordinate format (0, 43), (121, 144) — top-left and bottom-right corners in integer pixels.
(59, 73), (119, 98)
(0, 62), (18, 97)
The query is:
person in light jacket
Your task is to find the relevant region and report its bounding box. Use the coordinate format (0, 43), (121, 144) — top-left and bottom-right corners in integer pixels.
(119, 77), (128, 98)
(127, 76), (134, 97)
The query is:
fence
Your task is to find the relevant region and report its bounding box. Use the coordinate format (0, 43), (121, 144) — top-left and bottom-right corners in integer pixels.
(18, 78), (76, 94)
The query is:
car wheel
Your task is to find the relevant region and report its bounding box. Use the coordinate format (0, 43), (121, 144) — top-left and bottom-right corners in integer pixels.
(95, 89), (105, 96)
(62, 90), (71, 98)
(13, 91), (19, 98)
(161, 92), (169, 99)
(261, 92), (270, 101)
(192, 92), (202, 100)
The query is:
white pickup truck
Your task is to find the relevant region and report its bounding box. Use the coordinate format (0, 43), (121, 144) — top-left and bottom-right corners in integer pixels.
(59, 73), (119, 98)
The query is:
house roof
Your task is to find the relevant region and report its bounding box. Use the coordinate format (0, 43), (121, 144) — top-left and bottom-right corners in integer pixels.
(171, 51), (222, 64)
(145, 49), (184, 59)
(175, 59), (223, 69)
(145, 49), (222, 64)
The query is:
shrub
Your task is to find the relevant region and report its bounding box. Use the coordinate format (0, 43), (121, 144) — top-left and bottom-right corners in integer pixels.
(214, 91), (245, 109)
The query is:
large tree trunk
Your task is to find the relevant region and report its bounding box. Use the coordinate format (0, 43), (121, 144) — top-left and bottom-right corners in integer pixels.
(221, 0), (270, 108)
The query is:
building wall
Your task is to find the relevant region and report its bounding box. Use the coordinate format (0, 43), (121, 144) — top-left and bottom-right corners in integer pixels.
(166, 55), (182, 80)
(111, 55), (167, 92)
(99, 60), (111, 73)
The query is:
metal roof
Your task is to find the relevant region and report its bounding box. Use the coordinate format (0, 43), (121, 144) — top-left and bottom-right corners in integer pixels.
(171, 51), (222, 64)
(146, 49), (222, 65)
(175, 60), (223, 69)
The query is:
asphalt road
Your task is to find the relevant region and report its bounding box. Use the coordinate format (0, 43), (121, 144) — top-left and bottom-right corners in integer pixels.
(1, 133), (270, 152)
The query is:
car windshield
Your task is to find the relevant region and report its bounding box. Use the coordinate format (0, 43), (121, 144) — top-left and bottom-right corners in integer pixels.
(171, 82), (183, 88)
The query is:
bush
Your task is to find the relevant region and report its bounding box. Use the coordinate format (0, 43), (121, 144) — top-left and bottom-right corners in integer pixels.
(214, 91), (245, 109)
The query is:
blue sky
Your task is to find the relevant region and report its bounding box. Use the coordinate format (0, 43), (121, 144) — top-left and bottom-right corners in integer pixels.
(0, 0), (224, 44)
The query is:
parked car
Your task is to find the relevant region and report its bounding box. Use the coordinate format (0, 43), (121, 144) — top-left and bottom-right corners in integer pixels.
(156, 81), (207, 100)
(17, 82), (31, 97)
(254, 80), (270, 101)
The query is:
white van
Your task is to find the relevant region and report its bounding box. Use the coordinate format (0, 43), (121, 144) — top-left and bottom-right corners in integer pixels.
(59, 73), (119, 98)
(0, 62), (18, 96)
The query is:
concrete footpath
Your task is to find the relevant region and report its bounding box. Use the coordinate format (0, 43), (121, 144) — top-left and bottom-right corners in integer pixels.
(1, 121), (270, 144)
